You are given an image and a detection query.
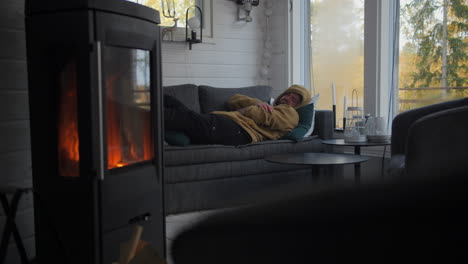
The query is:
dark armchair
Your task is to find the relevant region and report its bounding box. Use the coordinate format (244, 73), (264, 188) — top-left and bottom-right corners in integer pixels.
(389, 97), (468, 177)
(170, 170), (467, 264)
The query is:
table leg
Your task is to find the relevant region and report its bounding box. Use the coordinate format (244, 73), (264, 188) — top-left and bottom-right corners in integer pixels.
(381, 146), (387, 178)
(311, 165), (336, 183)
(353, 146), (362, 183)
(354, 164), (361, 183)
(354, 146), (361, 155)
(311, 165), (320, 182)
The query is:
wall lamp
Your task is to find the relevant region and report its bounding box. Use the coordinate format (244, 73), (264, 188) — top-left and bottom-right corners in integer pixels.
(236, 0), (260, 22)
(185, 6), (203, 50)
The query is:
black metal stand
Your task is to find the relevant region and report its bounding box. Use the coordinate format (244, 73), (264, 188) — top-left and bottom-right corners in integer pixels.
(0, 187), (33, 264)
(332, 105), (336, 128)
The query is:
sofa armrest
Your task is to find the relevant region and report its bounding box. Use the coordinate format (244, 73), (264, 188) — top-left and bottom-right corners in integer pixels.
(405, 105), (468, 177)
(391, 97), (468, 155)
(312, 110), (334, 139)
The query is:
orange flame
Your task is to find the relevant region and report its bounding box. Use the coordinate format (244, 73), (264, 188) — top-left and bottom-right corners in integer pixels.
(58, 61), (80, 177)
(106, 76), (153, 169)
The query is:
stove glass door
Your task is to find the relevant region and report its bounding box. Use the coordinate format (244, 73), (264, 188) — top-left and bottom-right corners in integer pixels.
(103, 46), (154, 169)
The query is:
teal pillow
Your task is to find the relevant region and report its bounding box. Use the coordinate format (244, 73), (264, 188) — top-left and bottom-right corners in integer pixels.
(282, 103), (315, 142)
(165, 130), (191, 146)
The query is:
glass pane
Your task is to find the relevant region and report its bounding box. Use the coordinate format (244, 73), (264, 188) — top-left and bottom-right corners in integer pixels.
(104, 47), (153, 169)
(136, 0), (199, 27)
(57, 60), (80, 177)
(398, 0), (468, 113)
(310, 0), (365, 128)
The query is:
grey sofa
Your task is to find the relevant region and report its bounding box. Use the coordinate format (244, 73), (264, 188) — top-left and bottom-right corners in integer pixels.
(163, 84), (334, 215)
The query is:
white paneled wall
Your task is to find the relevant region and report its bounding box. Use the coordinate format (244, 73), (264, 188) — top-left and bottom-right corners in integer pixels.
(0, 0), (35, 262)
(161, 0), (268, 88)
(269, 0), (289, 97)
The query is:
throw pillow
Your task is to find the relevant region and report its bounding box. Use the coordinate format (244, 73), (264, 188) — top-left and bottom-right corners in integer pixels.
(282, 103), (315, 141)
(165, 130), (191, 146)
(304, 93), (320, 137)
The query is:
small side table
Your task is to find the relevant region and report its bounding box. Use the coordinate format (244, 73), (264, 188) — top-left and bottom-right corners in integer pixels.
(265, 152), (369, 182)
(322, 139), (391, 182)
(0, 187), (33, 264)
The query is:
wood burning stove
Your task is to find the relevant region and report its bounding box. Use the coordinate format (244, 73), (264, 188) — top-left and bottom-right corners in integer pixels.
(25, 1), (165, 263)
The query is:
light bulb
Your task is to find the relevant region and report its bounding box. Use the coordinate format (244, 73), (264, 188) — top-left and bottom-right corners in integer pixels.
(187, 17), (201, 29)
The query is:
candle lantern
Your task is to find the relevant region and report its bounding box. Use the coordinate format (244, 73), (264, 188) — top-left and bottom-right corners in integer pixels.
(185, 6), (203, 50)
(344, 90), (367, 142)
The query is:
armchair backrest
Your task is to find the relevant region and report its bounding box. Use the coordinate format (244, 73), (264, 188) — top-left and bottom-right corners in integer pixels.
(391, 97), (468, 155)
(405, 105), (468, 177)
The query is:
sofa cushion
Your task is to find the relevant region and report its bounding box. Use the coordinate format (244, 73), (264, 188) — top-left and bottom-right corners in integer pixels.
(165, 159), (311, 183)
(199, 85), (272, 113)
(304, 93), (320, 137)
(282, 103), (315, 142)
(163, 84), (201, 113)
(164, 144), (239, 166)
(165, 169), (315, 214)
(236, 136), (322, 159)
(164, 136), (322, 166)
(165, 131), (191, 146)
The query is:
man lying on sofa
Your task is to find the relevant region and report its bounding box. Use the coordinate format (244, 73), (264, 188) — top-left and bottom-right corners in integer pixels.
(164, 84), (311, 146)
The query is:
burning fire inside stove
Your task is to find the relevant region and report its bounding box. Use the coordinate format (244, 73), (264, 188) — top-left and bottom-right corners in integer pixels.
(105, 48), (153, 170)
(58, 61), (80, 177)
(57, 47), (154, 175)
(106, 85), (153, 169)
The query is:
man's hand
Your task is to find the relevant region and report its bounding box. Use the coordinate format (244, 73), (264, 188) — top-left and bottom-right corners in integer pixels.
(256, 103), (274, 113)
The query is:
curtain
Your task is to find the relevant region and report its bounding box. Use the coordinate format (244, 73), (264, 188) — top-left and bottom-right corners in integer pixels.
(387, 0), (400, 134)
(304, 0), (311, 92)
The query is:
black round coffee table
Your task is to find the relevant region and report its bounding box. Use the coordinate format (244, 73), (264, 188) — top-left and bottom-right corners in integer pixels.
(265, 152), (369, 183)
(322, 139), (391, 181)
(321, 139), (391, 155)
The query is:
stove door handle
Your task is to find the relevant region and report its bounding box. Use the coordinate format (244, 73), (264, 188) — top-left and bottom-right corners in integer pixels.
(96, 41), (105, 181)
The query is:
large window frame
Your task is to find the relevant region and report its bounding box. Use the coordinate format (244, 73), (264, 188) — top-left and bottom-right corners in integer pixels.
(290, 0), (399, 128)
(364, 0), (399, 125)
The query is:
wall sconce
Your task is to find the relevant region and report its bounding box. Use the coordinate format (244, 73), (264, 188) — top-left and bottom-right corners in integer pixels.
(185, 6), (203, 50)
(236, 0), (260, 22)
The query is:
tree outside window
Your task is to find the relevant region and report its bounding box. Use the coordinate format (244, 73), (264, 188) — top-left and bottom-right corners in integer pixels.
(399, 0), (467, 112)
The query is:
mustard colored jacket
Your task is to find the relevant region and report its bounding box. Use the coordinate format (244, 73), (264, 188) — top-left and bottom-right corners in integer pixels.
(212, 85), (311, 143)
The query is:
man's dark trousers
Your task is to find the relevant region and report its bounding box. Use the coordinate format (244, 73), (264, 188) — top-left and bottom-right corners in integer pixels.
(164, 95), (251, 146)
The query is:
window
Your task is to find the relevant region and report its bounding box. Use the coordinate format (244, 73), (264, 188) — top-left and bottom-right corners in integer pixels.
(296, 0), (460, 132)
(309, 0), (365, 129)
(128, 0), (213, 40)
(142, 0), (202, 27)
(298, 0), (467, 130)
(398, 0), (467, 113)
